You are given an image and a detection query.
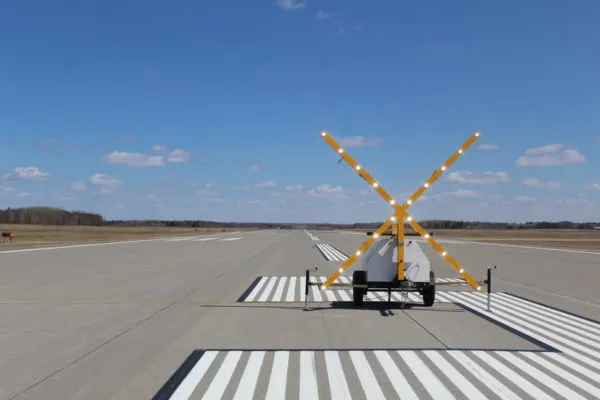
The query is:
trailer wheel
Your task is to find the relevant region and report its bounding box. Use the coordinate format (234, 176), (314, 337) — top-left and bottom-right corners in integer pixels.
(353, 270), (367, 306)
(423, 271), (436, 307)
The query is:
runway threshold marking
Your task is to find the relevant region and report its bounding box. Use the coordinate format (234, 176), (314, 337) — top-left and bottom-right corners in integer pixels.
(156, 289), (600, 400)
(315, 243), (348, 261)
(237, 276), (466, 303)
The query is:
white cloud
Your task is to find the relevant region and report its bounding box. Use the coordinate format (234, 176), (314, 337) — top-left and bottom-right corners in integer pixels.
(248, 164), (262, 172)
(71, 181), (87, 191)
(0, 186), (31, 198)
(433, 189), (478, 199)
(167, 149), (190, 163)
(521, 178), (563, 189)
(525, 144), (563, 155)
(585, 183), (600, 190)
(339, 136), (383, 147)
(102, 151), (165, 167)
(205, 183), (217, 189)
(478, 144), (500, 150)
(97, 187), (113, 195)
(276, 0), (306, 10)
(516, 144), (586, 166)
(90, 173), (122, 186)
(153, 145), (167, 152)
(197, 189), (219, 197)
(315, 11), (332, 20)
(515, 195), (536, 202)
(256, 180), (277, 188)
(309, 184), (346, 197)
(38, 138), (58, 146)
(446, 171), (510, 185)
(285, 184), (304, 192)
(3, 166), (49, 181)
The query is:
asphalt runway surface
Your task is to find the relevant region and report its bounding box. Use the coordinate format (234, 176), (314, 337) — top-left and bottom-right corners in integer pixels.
(1, 230), (599, 399)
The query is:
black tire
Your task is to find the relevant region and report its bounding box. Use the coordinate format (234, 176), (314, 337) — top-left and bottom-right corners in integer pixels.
(423, 271), (436, 307)
(353, 270), (367, 306)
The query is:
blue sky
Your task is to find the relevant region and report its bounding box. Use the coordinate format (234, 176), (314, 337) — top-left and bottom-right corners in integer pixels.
(1, 0), (599, 223)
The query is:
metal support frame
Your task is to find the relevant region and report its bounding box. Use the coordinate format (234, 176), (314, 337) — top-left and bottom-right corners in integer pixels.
(319, 131), (484, 292)
(486, 265), (497, 312)
(304, 267), (318, 311)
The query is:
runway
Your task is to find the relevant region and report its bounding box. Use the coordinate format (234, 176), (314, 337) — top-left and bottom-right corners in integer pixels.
(0, 229), (599, 399)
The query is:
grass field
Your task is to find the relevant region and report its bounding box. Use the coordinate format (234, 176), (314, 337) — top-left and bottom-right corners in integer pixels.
(0, 224), (250, 248)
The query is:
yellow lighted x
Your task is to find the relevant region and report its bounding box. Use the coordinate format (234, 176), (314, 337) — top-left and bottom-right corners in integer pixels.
(319, 131), (482, 291)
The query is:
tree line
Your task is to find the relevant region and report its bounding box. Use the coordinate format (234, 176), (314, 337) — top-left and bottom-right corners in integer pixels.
(0, 207), (103, 226)
(1, 207), (598, 229)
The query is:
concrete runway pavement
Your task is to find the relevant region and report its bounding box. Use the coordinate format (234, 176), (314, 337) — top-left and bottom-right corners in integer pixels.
(0, 229), (599, 399)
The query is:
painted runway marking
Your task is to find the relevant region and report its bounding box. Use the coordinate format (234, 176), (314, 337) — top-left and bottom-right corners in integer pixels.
(305, 230), (321, 242)
(315, 243), (348, 261)
(163, 236), (243, 243)
(237, 276), (466, 303)
(0, 232), (242, 254)
(158, 293), (600, 400)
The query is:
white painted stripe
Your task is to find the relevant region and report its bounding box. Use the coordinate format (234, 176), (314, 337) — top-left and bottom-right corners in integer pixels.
(448, 292), (600, 362)
(232, 351), (265, 400)
(192, 238), (217, 242)
(244, 277), (268, 302)
(310, 276), (323, 302)
(545, 353), (600, 385)
(470, 293), (600, 347)
(337, 290), (351, 301)
(496, 351), (586, 400)
(324, 351), (352, 400)
(471, 351), (552, 399)
(258, 277), (278, 302)
(373, 350), (418, 400)
(320, 277), (336, 302)
(326, 244), (347, 261)
(397, 351), (456, 399)
(300, 351), (319, 400)
(324, 245), (342, 261)
(221, 237), (242, 241)
(407, 293), (422, 303)
(170, 351), (218, 400)
(299, 276), (306, 302)
(265, 351), (289, 400)
(317, 245), (337, 261)
(272, 277), (287, 302)
(348, 351), (386, 399)
(328, 246), (348, 260)
(423, 350), (486, 399)
(497, 293), (600, 332)
(201, 351), (242, 400)
(522, 352), (600, 399)
(0, 231), (242, 254)
(445, 351), (522, 400)
(286, 277), (296, 302)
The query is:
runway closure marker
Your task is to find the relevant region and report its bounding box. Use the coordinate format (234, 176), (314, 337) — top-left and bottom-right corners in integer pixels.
(318, 131), (484, 292)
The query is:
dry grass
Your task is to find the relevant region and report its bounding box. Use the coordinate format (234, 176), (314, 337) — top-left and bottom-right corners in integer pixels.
(0, 224), (255, 248)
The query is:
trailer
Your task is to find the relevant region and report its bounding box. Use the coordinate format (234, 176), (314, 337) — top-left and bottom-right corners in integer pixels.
(314, 131), (487, 307)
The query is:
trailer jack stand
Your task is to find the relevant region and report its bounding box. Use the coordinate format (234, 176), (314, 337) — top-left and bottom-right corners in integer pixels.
(304, 267), (318, 311)
(485, 266), (497, 312)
